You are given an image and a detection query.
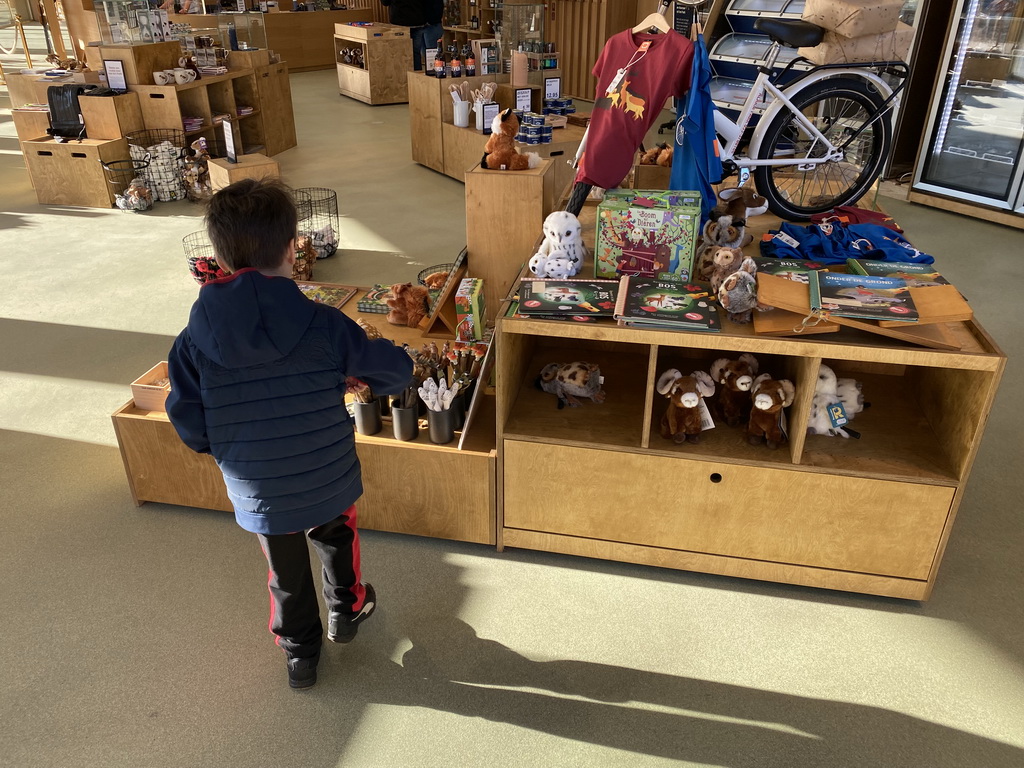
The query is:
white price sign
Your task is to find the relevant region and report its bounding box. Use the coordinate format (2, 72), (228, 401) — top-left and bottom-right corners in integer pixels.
(544, 77), (561, 100)
(515, 88), (532, 112)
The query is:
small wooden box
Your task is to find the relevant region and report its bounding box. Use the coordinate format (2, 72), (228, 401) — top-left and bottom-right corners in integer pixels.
(24, 137), (130, 208)
(495, 83), (541, 113)
(228, 49), (271, 69)
(79, 92), (145, 140)
(11, 109), (51, 143)
(333, 22), (409, 41)
(633, 161), (672, 190)
(208, 153), (280, 191)
(98, 41), (184, 85)
(131, 362), (171, 411)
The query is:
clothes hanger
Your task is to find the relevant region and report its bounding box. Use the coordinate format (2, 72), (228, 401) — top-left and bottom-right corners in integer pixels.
(632, 11), (671, 34)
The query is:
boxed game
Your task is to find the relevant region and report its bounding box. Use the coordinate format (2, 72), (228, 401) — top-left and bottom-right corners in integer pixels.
(455, 277), (485, 341)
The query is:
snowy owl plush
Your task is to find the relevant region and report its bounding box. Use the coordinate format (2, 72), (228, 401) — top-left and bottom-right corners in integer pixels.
(806, 363), (865, 438)
(528, 211), (587, 279)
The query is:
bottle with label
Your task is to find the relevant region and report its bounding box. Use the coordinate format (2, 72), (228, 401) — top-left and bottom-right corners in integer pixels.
(450, 50), (462, 78)
(434, 44), (447, 79)
(470, 14), (479, 30)
(465, 45), (476, 77)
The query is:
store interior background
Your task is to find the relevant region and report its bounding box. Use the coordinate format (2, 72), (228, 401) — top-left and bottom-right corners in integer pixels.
(2, 13), (1024, 768)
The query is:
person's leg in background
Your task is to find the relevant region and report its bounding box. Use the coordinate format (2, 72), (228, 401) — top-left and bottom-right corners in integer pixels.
(307, 505), (376, 643)
(410, 25), (425, 71)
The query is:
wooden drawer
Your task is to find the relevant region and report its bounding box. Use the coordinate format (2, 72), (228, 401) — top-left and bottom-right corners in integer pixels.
(502, 441), (955, 580)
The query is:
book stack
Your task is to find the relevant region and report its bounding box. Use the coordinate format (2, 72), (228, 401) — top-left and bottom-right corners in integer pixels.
(614, 275), (720, 332)
(514, 279), (620, 320)
(356, 284), (392, 314)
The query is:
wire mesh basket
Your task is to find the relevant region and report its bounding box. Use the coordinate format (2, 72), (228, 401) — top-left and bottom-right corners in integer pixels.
(418, 263), (454, 287)
(182, 230), (230, 285)
(101, 158), (153, 212)
(294, 187), (339, 260)
(126, 129), (187, 203)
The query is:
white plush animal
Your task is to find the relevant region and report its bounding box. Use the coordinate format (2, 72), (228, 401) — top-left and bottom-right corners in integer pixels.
(528, 211), (587, 279)
(806, 363), (865, 438)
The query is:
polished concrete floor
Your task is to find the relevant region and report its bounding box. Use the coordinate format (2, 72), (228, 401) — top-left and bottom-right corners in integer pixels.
(2, 57), (1024, 768)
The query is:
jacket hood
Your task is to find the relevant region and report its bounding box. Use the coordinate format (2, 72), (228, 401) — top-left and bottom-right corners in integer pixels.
(188, 269), (315, 368)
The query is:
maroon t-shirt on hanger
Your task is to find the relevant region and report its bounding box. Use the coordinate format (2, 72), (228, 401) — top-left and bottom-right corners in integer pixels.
(576, 29), (694, 190)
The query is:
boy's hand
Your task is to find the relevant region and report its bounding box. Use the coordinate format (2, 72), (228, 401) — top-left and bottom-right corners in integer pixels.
(345, 377), (369, 395)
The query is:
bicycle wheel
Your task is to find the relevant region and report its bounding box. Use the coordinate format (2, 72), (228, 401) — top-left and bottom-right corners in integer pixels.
(753, 76), (892, 221)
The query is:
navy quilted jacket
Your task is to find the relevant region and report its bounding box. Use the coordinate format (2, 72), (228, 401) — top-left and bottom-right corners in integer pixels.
(166, 269), (413, 535)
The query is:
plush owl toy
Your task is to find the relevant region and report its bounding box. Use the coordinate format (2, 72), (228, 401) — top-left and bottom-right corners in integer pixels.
(528, 211), (587, 279)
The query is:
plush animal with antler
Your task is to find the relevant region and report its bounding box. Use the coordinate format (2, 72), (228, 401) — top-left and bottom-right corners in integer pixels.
(657, 368), (716, 444)
(481, 108), (540, 171)
(717, 258), (761, 324)
(710, 353), (759, 427)
(713, 187), (769, 221)
(747, 374), (795, 449)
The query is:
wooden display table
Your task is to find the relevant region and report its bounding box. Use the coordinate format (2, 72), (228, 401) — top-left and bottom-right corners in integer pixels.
(111, 287), (497, 546)
(208, 153), (280, 190)
(334, 22), (412, 105)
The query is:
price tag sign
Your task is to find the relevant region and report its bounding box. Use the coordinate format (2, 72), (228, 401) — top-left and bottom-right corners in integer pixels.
(544, 76), (561, 100)
(223, 118), (239, 163)
(515, 88), (532, 112)
(482, 101), (500, 134)
(104, 59), (128, 92)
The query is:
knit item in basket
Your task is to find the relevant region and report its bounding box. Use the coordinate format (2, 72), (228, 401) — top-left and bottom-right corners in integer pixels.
(298, 222), (339, 260)
(357, 284), (391, 314)
(130, 141), (186, 202)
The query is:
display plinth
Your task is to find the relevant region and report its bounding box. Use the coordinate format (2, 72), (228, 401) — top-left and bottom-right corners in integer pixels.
(24, 137), (130, 208)
(334, 22), (412, 105)
(79, 92), (145, 140)
(465, 159), (555, 321)
(208, 153), (280, 190)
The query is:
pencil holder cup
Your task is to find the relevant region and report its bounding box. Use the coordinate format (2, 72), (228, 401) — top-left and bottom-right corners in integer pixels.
(391, 405), (419, 441)
(352, 400), (382, 436)
(451, 391), (467, 430)
(427, 408), (455, 445)
(453, 100), (471, 128)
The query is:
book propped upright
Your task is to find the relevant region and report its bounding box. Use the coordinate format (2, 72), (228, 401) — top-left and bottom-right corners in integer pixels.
(846, 259), (951, 287)
(810, 272), (920, 322)
(614, 275), (720, 332)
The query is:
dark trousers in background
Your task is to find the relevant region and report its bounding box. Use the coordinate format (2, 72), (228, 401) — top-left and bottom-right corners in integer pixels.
(410, 23), (444, 71)
(257, 505), (367, 659)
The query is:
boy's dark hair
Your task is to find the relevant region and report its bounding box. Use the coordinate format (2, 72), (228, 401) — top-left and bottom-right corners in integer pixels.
(205, 178), (298, 272)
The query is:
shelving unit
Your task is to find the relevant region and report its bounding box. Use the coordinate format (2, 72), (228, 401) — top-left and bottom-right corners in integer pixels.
(493, 204), (1005, 602)
(334, 22), (412, 105)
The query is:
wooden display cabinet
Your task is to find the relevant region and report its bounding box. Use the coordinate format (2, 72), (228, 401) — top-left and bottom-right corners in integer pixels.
(334, 22), (412, 105)
(23, 137), (130, 208)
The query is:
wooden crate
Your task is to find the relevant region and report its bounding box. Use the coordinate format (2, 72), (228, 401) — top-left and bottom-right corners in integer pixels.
(4, 73), (55, 107)
(334, 23), (412, 105)
(131, 361), (171, 411)
(23, 137), (130, 208)
(79, 92), (145, 140)
(208, 153), (280, 191)
(11, 110), (51, 143)
(98, 41), (184, 86)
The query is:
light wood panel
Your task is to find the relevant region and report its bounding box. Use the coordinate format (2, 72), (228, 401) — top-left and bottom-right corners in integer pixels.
(98, 42), (183, 86)
(24, 137), (129, 208)
(407, 71), (444, 171)
(254, 64), (297, 155)
(264, 9), (373, 72)
(908, 190), (1024, 231)
(548, 0), (639, 99)
(503, 440), (955, 581)
(79, 92), (145, 140)
(335, 23), (412, 104)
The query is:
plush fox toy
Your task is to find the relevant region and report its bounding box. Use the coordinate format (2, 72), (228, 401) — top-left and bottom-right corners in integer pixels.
(482, 108), (540, 171)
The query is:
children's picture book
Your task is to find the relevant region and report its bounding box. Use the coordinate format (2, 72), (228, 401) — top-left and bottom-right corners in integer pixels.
(846, 259), (951, 287)
(516, 279), (619, 316)
(296, 282), (358, 310)
(752, 257), (828, 284)
(810, 272), (919, 322)
(614, 275), (720, 332)
(356, 284), (392, 314)
(504, 301), (599, 323)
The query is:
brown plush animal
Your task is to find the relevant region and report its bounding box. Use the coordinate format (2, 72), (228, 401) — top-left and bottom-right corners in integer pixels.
(747, 373), (795, 449)
(695, 215), (751, 280)
(657, 368), (715, 444)
(482, 108), (540, 171)
(656, 145), (673, 167)
(536, 362), (605, 409)
(423, 271), (449, 291)
(710, 353), (759, 427)
(386, 282), (430, 328)
(640, 144), (665, 165)
(708, 246), (747, 295)
(713, 187), (769, 221)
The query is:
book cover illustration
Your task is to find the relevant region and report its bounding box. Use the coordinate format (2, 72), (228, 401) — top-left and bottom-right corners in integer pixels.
(517, 279), (619, 316)
(595, 195), (700, 279)
(752, 257), (828, 284)
(846, 259), (950, 287)
(356, 284), (392, 314)
(810, 272), (918, 322)
(296, 283), (358, 310)
(615, 276), (720, 331)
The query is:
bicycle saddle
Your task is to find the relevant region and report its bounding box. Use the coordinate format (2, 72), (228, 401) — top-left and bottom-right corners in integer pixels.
(753, 19), (825, 49)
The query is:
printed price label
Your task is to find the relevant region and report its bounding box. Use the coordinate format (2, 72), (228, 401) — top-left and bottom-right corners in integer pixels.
(545, 76), (561, 100)
(827, 402), (848, 428)
(515, 88), (532, 112)
(773, 232), (800, 248)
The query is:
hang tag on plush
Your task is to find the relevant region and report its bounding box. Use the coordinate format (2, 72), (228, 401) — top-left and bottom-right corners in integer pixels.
(778, 408), (788, 441)
(606, 68), (626, 95)
(827, 402), (848, 428)
(699, 400), (716, 432)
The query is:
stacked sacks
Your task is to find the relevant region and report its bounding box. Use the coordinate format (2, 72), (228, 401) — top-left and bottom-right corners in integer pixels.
(799, 0), (913, 65)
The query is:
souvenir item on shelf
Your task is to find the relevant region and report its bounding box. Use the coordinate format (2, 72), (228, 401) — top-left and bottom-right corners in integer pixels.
(747, 374), (795, 450)
(535, 362), (605, 409)
(356, 318), (382, 339)
(613, 275), (719, 332)
(809, 272), (919, 323)
(481, 108), (540, 171)
(656, 368), (715, 445)
(807, 363), (865, 439)
(454, 278), (485, 341)
(694, 214), (749, 281)
(528, 211), (587, 279)
(357, 284), (392, 314)
(517, 279), (618, 317)
(115, 177), (153, 212)
(386, 282), (430, 328)
(713, 187), (768, 222)
(717, 258), (760, 324)
(708, 246), (747, 295)
(595, 189), (700, 279)
(291, 236), (316, 281)
(709, 353), (759, 428)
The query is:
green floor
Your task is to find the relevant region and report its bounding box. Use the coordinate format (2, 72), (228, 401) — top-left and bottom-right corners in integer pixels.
(2, 63), (1024, 768)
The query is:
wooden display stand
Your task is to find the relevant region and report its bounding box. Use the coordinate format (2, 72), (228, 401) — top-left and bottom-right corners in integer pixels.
(111, 287), (497, 546)
(23, 137), (130, 208)
(97, 42), (184, 86)
(208, 153), (280, 190)
(465, 160), (556, 321)
(334, 22), (412, 105)
(79, 93), (145, 140)
(493, 202), (1006, 602)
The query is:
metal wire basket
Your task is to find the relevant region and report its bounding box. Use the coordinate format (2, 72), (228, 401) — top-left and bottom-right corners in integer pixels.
(101, 158), (153, 212)
(294, 187), (339, 260)
(126, 129), (187, 203)
(417, 263), (454, 287)
(182, 230), (230, 285)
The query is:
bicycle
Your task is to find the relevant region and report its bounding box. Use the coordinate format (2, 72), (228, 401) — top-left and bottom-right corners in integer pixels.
(567, 7), (909, 222)
(710, 17), (908, 221)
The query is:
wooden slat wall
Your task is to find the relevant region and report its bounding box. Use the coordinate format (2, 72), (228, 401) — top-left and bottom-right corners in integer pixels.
(548, 0), (640, 100)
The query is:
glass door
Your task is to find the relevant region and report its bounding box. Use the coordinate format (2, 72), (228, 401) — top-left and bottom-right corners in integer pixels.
(914, 0), (1024, 208)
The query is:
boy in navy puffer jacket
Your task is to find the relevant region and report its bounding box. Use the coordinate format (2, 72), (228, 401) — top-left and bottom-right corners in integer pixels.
(166, 179), (413, 690)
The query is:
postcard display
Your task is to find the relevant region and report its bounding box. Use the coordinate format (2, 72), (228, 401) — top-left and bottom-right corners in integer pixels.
(493, 196), (1006, 602)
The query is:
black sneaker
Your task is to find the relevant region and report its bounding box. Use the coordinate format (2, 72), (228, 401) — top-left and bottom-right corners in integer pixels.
(286, 649), (320, 690)
(328, 583), (377, 644)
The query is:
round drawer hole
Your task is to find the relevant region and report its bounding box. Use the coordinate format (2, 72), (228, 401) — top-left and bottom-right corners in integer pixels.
(709, 473), (723, 483)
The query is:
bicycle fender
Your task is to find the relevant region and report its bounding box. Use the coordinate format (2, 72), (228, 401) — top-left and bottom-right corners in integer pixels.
(747, 70), (896, 160)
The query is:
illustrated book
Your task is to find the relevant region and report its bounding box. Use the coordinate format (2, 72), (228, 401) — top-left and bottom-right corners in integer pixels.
(809, 272), (918, 322)
(614, 275), (720, 332)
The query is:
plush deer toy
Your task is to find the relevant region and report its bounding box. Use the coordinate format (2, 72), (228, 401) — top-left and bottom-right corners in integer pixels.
(657, 368), (716, 444)
(709, 353), (759, 427)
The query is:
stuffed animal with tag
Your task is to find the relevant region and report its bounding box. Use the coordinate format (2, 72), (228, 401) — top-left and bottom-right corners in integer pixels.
(695, 214), (751, 280)
(748, 373), (795, 449)
(806, 363), (865, 438)
(529, 211), (587, 279)
(710, 353), (759, 427)
(386, 282), (430, 328)
(657, 368), (715, 444)
(714, 187), (769, 221)
(482, 108), (540, 171)
(717, 258), (761, 324)
(536, 362), (605, 409)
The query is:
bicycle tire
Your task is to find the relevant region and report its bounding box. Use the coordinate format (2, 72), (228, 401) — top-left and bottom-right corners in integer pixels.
(753, 76), (893, 221)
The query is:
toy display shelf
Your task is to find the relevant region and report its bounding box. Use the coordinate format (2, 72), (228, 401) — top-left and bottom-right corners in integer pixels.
(493, 202), (1005, 602)
(111, 285), (497, 546)
(334, 22), (412, 105)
